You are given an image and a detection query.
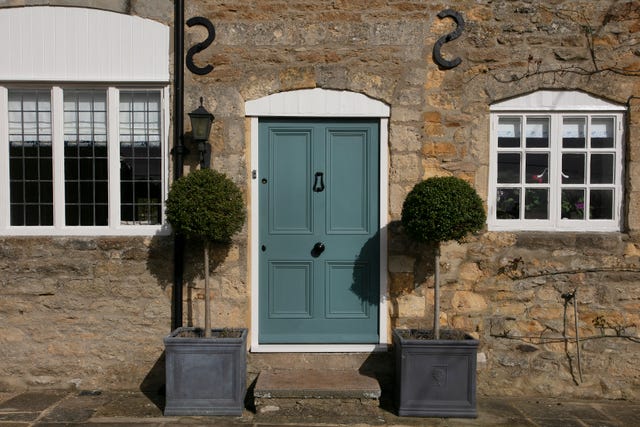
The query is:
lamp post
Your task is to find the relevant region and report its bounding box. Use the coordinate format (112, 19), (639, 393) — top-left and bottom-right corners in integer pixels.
(188, 97), (214, 169)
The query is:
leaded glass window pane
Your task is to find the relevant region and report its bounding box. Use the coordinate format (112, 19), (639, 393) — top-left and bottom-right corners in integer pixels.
(8, 89), (53, 226)
(562, 153), (585, 184)
(563, 117), (586, 149)
(590, 189), (614, 220)
(525, 153), (548, 184)
(119, 90), (162, 225)
(498, 117), (521, 148)
(497, 153), (520, 183)
(526, 117), (549, 148)
(591, 118), (614, 148)
(64, 90), (108, 226)
(525, 188), (548, 219)
(590, 154), (614, 184)
(496, 188), (520, 219)
(561, 189), (585, 220)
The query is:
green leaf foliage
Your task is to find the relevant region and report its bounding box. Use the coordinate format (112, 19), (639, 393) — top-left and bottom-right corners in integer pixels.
(401, 176), (486, 244)
(165, 169), (246, 243)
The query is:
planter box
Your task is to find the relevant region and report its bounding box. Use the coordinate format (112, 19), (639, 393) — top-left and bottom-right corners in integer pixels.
(164, 327), (247, 416)
(393, 329), (478, 418)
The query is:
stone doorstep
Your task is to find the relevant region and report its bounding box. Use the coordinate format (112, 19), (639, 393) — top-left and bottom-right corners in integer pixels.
(254, 369), (381, 402)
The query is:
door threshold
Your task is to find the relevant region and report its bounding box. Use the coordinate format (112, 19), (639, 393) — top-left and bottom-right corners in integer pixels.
(250, 344), (390, 353)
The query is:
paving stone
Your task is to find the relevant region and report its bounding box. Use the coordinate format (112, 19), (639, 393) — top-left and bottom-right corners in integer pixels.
(0, 391), (67, 412)
(0, 393), (16, 402)
(36, 423), (165, 427)
(450, 400), (535, 427)
(38, 392), (109, 423)
(91, 391), (164, 418)
(526, 421), (584, 427)
(508, 399), (606, 422)
(0, 412), (38, 422)
(592, 402), (640, 427)
(0, 391), (68, 422)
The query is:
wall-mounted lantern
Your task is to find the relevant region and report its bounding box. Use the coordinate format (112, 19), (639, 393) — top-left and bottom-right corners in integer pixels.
(188, 97), (214, 168)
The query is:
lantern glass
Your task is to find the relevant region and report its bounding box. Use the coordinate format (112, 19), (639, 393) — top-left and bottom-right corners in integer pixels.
(188, 99), (214, 141)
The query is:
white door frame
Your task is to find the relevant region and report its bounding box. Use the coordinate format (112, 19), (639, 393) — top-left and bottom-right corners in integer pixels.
(246, 88), (390, 352)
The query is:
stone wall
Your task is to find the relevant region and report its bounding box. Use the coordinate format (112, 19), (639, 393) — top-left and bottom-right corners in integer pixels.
(0, 0), (639, 400)
(0, 236), (173, 390)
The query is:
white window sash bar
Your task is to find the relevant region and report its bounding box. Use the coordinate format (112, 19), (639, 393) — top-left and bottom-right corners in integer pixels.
(0, 86), (8, 229)
(107, 86), (120, 228)
(51, 86), (65, 229)
(161, 86), (170, 224)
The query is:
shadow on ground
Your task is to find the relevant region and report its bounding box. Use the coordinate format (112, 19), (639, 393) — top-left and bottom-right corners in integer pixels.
(139, 351), (166, 412)
(359, 350), (396, 414)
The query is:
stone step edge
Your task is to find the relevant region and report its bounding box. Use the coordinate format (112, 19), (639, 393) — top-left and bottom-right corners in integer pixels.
(254, 369), (381, 400)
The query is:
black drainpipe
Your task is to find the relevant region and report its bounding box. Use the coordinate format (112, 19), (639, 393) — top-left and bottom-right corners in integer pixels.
(171, 0), (185, 331)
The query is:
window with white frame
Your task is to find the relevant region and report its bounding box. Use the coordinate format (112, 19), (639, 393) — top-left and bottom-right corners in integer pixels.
(1, 86), (168, 235)
(488, 91), (625, 232)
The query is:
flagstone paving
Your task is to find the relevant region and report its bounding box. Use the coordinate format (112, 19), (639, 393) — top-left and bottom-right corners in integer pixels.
(0, 390), (638, 426)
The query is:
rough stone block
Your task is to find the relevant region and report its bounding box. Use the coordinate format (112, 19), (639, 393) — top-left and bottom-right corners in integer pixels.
(451, 291), (487, 313)
(458, 262), (482, 282)
(388, 255), (415, 273)
(396, 293), (425, 318)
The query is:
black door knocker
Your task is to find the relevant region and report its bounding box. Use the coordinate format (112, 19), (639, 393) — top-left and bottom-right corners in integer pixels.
(313, 172), (325, 192)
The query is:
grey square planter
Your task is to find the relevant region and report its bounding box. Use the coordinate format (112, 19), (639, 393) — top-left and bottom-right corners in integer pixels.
(164, 327), (247, 416)
(393, 329), (478, 418)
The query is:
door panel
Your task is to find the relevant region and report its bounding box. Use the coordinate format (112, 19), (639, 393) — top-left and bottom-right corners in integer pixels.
(328, 130), (370, 233)
(259, 119), (379, 344)
(326, 261), (369, 318)
(269, 130), (313, 234)
(268, 261), (312, 318)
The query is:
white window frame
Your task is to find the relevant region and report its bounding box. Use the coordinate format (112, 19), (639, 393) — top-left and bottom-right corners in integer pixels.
(0, 84), (171, 236)
(488, 91), (625, 232)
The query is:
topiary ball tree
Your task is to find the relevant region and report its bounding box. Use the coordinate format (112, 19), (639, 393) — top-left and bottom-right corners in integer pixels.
(166, 169), (246, 337)
(401, 176), (485, 339)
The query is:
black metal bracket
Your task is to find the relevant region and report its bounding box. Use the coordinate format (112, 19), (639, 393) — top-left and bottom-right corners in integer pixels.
(198, 141), (211, 169)
(561, 290), (576, 303)
(186, 16), (215, 75)
(170, 144), (190, 157)
(433, 9), (465, 70)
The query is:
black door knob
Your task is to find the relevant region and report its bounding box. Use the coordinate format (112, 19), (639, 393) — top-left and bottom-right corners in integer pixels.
(312, 242), (325, 255)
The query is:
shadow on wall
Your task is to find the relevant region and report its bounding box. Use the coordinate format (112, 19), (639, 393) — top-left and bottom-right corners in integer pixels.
(350, 228), (381, 308)
(352, 221), (438, 331)
(146, 235), (230, 328)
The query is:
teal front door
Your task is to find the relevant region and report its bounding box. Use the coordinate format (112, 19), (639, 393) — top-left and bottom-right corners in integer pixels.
(258, 119), (380, 344)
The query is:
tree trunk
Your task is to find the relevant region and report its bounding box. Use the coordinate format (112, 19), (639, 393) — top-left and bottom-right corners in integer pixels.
(434, 243), (440, 340)
(204, 241), (211, 338)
